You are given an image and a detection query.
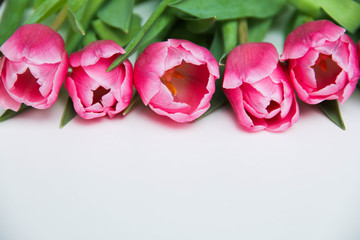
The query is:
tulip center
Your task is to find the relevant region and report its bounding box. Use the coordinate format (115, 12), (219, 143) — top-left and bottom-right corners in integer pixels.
(311, 53), (341, 89)
(161, 68), (184, 96)
(92, 86), (111, 106)
(266, 100), (280, 113)
(160, 61), (209, 111)
(14, 68), (43, 102)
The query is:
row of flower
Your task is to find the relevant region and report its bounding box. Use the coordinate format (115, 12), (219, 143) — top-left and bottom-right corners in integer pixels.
(0, 0), (360, 131)
(1, 18), (358, 131)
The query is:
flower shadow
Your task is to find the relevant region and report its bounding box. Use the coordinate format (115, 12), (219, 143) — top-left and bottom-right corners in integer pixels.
(134, 104), (194, 130)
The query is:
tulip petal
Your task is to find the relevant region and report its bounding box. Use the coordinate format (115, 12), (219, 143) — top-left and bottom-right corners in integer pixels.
(168, 39), (219, 78)
(70, 40), (126, 67)
(0, 23), (65, 64)
(223, 43), (279, 89)
(134, 42), (168, 105)
(266, 97), (299, 132)
(281, 20), (345, 61)
(0, 57), (21, 111)
(341, 34), (360, 81)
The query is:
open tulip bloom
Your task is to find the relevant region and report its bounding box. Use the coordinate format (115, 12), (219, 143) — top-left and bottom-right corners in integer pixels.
(281, 20), (360, 105)
(0, 23), (68, 111)
(134, 39), (219, 122)
(223, 43), (299, 132)
(65, 40), (133, 119)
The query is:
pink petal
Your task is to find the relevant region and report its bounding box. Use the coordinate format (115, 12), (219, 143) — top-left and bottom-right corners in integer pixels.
(0, 23), (65, 64)
(290, 49), (318, 90)
(224, 87), (267, 131)
(120, 60), (133, 101)
(341, 34), (360, 81)
(70, 40), (126, 67)
(289, 62), (311, 103)
(82, 55), (121, 89)
(223, 42), (279, 89)
(66, 76), (105, 119)
(281, 20), (345, 61)
(265, 97), (299, 132)
(0, 57), (21, 111)
(69, 68), (100, 108)
(168, 39), (219, 78)
(134, 42), (168, 105)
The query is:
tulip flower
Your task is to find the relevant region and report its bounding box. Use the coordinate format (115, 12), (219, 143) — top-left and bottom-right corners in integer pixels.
(281, 20), (360, 104)
(0, 23), (68, 111)
(223, 42), (299, 132)
(134, 39), (219, 122)
(65, 40), (133, 119)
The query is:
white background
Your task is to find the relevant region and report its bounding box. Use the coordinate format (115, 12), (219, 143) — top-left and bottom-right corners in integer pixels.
(1, 2), (360, 240)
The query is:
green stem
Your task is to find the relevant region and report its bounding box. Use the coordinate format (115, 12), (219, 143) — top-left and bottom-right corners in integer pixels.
(221, 20), (238, 54)
(238, 18), (248, 44)
(107, 0), (175, 71)
(50, 5), (68, 31)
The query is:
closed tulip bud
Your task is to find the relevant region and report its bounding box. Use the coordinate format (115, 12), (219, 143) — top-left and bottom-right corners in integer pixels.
(223, 42), (299, 132)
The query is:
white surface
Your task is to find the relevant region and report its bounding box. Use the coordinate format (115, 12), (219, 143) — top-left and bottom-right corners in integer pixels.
(1, 87), (360, 240)
(1, 3), (360, 239)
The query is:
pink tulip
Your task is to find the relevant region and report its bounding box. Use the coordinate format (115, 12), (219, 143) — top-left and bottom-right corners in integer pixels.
(281, 20), (360, 104)
(223, 43), (299, 132)
(134, 39), (219, 122)
(65, 40), (133, 119)
(0, 23), (68, 111)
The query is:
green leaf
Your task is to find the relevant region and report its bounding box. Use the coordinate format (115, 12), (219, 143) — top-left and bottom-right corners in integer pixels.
(97, 0), (134, 32)
(170, 0), (286, 20)
(285, 11), (313, 37)
(68, 0), (87, 12)
(0, 0), (28, 46)
(319, 0), (360, 33)
(209, 28), (224, 61)
(248, 17), (273, 42)
(92, 14), (141, 46)
(83, 31), (98, 46)
(67, 9), (86, 35)
(34, 0), (47, 8)
(318, 100), (346, 130)
(138, 8), (177, 50)
(165, 21), (212, 48)
(288, 0), (321, 17)
(66, 0), (87, 35)
(60, 98), (77, 128)
(184, 17), (216, 33)
(0, 104), (30, 123)
(66, 0), (107, 52)
(108, 0), (176, 71)
(25, 0), (67, 24)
